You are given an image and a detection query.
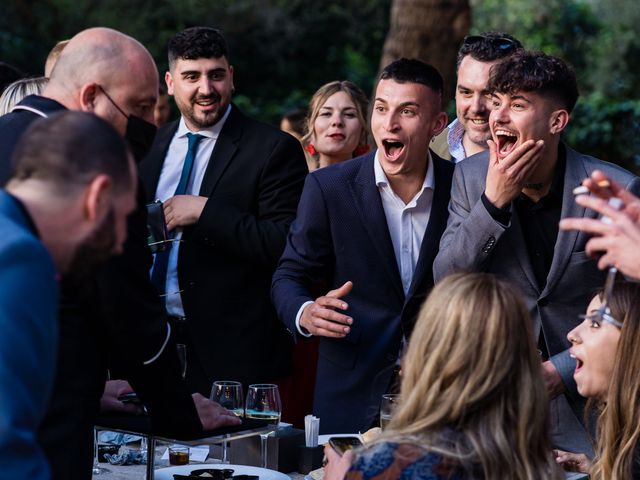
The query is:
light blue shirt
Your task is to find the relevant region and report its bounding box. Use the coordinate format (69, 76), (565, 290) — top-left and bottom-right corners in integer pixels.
(446, 119), (467, 163)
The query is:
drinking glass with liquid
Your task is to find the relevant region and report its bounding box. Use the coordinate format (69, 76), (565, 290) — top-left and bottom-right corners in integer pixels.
(245, 384), (281, 468)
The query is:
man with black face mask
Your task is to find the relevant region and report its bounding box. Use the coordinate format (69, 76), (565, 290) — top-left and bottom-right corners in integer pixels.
(0, 27), (240, 480)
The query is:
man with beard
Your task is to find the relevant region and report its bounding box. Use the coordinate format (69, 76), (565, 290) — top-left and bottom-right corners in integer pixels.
(433, 51), (640, 455)
(431, 32), (523, 162)
(140, 27), (307, 395)
(0, 28), (240, 480)
(0, 111), (136, 479)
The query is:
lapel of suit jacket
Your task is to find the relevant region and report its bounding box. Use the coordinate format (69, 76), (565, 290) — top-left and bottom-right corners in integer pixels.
(198, 106), (241, 197)
(139, 121), (179, 203)
(405, 154), (450, 301)
(350, 153), (404, 301)
(541, 144), (588, 298)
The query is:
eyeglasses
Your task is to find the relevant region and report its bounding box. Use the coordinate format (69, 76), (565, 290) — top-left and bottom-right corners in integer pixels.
(463, 35), (518, 51)
(577, 311), (623, 329)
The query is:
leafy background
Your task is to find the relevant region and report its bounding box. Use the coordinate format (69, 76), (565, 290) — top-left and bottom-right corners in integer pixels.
(1, 0), (638, 171)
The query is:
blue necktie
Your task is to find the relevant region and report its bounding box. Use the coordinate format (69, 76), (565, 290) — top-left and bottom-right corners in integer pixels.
(151, 133), (204, 297)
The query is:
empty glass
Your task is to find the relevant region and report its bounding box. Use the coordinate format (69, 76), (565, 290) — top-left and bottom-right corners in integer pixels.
(380, 394), (400, 430)
(210, 381), (244, 463)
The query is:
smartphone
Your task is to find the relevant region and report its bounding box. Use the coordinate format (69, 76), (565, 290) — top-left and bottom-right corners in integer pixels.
(117, 392), (142, 404)
(328, 436), (362, 455)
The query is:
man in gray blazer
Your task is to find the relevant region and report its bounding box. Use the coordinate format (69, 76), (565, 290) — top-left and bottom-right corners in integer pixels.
(433, 51), (640, 455)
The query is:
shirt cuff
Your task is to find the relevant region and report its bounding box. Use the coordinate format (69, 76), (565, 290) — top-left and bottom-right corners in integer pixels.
(481, 192), (511, 226)
(295, 301), (314, 337)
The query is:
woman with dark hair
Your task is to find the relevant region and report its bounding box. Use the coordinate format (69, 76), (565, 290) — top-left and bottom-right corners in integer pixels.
(325, 273), (561, 480)
(557, 281), (640, 479)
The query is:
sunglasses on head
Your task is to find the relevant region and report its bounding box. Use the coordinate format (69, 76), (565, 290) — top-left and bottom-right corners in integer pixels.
(463, 35), (517, 51)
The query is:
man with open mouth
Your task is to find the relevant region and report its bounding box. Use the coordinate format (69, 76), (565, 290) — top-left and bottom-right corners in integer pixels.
(272, 58), (453, 433)
(431, 31), (523, 163)
(434, 50), (640, 457)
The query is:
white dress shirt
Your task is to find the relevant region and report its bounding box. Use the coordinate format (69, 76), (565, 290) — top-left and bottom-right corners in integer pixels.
(295, 150), (435, 335)
(153, 105), (231, 317)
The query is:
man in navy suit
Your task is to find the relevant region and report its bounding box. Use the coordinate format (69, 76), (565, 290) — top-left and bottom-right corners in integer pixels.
(139, 27), (307, 395)
(271, 58), (454, 433)
(0, 111), (136, 479)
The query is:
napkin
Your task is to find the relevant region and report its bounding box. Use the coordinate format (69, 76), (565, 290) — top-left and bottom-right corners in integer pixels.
(304, 415), (320, 447)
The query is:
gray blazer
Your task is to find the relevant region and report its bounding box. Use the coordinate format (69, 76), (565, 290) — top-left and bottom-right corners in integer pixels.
(433, 144), (640, 451)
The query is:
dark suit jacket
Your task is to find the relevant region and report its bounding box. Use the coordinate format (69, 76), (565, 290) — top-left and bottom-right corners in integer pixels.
(139, 105), (308, 394)
(271, 151), (454, 433)
(433, 143), (640, 453)
(0, 191), (58, 480)
(0, 95), (202, 480)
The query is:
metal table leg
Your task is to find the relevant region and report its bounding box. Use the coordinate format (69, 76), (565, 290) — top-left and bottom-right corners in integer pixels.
(146, 434), (156, 480)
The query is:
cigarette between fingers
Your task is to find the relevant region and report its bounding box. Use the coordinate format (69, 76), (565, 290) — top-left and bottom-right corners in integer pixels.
(573, 180), (611, 196)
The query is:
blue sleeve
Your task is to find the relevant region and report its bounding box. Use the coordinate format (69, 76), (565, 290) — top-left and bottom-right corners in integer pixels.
(271, 173), (335, 339)
(0, 237), (58, 480)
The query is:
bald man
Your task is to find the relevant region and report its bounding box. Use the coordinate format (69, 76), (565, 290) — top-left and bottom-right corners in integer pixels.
(0, 28), (239, 480)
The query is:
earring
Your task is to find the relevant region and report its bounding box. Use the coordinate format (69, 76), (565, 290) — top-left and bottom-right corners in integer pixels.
(304, 144), (317, 155)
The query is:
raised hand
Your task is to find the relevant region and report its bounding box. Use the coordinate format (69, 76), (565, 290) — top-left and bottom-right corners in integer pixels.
(300, 281), (354, 338)
(485, 138), (544, 209)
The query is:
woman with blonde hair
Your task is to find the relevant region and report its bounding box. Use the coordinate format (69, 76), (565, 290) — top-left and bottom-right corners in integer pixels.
(556, 281), (640, 479)
(325, 272), (561, 479)
(0, 77), (48, 116)
(302, 80), (369, 171)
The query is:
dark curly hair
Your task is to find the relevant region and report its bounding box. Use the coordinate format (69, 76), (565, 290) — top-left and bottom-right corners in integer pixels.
(168, 27), (229, 69)
(456, 32), (523, 69)
(487, 51), (579, 113)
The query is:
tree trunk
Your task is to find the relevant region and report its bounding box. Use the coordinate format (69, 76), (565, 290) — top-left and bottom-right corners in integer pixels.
(379, 0), (471, 103)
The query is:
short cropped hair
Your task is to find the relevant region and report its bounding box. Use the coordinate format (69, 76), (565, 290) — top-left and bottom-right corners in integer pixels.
(456, 32), (523, 69)
(168, 27), (229, 69)
(487, 50), (579, 113)
(11, 111), (132, 195)
(380, 58), (443, 107)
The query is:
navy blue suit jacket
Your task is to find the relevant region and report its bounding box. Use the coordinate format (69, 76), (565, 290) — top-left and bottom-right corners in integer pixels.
(271, 152), (454, 433)
(0, 191), (58, 480)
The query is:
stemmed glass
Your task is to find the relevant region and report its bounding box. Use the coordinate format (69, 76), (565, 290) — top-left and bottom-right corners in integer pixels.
(210, 381), (244, 463)
(92, 428), (110, 475)
(380, 394), (400, 430)
(245, 384), (281, 468)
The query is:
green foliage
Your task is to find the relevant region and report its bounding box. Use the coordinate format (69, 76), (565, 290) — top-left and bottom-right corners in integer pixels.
(0, 0), (390, 124)
(565, 94), (640, 173)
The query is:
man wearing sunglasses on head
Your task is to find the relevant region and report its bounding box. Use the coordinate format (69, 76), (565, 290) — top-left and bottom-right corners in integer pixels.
(431, 32), (523, 162)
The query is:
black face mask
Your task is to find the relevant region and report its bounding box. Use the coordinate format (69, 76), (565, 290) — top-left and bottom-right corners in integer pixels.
(126, 114), (157, 162)
(98, 85), (157, 162)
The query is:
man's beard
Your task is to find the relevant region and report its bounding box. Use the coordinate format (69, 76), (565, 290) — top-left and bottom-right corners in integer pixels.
(65, 208), (118, 289)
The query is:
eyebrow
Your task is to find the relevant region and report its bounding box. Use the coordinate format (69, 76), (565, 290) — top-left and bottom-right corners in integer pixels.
(374, 98), (419, 108)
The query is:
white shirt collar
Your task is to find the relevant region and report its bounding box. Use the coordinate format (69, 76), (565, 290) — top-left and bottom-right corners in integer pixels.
(373, 149), (435, 193)
(175, 104), (232, 140)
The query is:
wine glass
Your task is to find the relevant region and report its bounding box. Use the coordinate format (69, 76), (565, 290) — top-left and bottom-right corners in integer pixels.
(210, 381), (244, 463)
(245, 384), (281, 468)
(92, 428), (110, 475)
(380, 394), (400, 430)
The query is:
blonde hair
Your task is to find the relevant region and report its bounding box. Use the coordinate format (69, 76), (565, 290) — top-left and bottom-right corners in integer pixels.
(0, 77), (49, 116)
(301, 80), (369, 154)
(44, 39), (70, 77)
(377, 273), (560, 479)
(590, 282), (640, 479)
